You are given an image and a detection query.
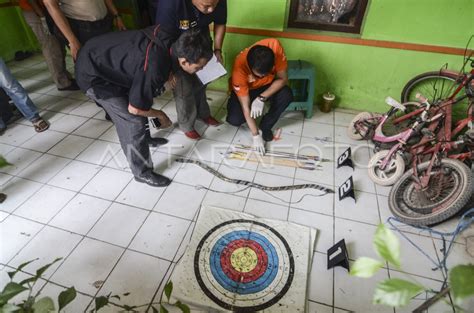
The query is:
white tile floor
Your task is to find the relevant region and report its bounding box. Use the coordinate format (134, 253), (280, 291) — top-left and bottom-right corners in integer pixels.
(1, 54), (473, 312)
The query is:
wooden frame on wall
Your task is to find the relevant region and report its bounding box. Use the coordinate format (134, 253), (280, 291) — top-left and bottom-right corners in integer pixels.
(287, 0), (369, 34)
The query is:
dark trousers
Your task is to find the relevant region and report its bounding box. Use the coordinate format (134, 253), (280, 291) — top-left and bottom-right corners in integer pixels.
(173, 69), (211, 132)
(86, 89), (152, 178)
(226, 85), (293, 131)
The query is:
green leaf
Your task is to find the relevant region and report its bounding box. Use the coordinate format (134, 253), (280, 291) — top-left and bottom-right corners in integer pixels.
(350, 257), (384, 278)
(32, 297), (55, 313)
(159, 304), (169, 313)
(175, 301), (190, 313)
(373, 278), (424, 307)
(58, 287), (77, 312)
(7, 259), (38, 280)
(164, 281), (173, 301)
(94, 296), (109, 311)
(0, 282), (28, 305)
(35, 258), (63, 278)
(151, 306), (159, 313)
(0, 155), (12, 169)
(374, 224), (401, 268)
(110, 295), (120, 300)
(450, 264), (474, 304)
(0, 303), (21, 313)
(18, 277), (38, 286)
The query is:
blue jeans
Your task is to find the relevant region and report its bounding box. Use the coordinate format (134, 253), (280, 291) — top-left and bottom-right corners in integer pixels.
(0, 58), (39, 129)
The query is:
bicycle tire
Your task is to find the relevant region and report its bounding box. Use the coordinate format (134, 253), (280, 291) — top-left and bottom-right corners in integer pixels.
(388, 158), (473, 226)
(368, 150), (405, 186)
(401, 71), (468, 120)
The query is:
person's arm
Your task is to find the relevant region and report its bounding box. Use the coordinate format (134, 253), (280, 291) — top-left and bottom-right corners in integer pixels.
(128, 105), (172, 128)
(213, 24), (226, 64)
(43, 0), (81, 59)
(238, 94), (259, 136)
(259, 70), (288, 99)
(104, 0), (126, 30)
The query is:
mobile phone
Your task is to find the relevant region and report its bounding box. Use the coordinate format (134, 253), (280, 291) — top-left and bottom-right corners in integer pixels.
(150, 117), (161, 129)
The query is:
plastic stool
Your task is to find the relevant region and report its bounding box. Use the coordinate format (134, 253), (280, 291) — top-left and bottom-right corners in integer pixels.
(286, 60), (315, 118)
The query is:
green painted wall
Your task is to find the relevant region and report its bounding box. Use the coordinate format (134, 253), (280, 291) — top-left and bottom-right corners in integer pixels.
(211, 0), (474, 112)
(0, 3), (38, 61)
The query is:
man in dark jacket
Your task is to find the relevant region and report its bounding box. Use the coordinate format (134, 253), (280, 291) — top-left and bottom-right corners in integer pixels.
(75, 27), (213, 187)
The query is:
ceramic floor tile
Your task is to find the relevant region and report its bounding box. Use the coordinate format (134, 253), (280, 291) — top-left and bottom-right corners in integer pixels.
(97, 250), (171, 307)
(273, 117), (304, 137)
(0, 215), (43, 263)
(281, 110), (306, 121)
(76, 140), (121, 166)
(48, 134), (94, 159)
(17, 154), (71, 183)
(334, 265), (392, 312)
(81, 167), (132, 201)
(335, 165), (376, 194)
(290, 179), (334, 215)
(0, 143), (15, 155)
(151, 152), (184, 180)
(202, 123), (238, 143)
(255, 161), (296, 180)
(49, 194), (111, 235)
(154, 182), (206, 221)
(295, 160), (335, 186)
(288, 208), (334, 253)
(231, 127), (254, 147)
(48, 160), (101, 191)
(1, 148), (42, 175)
(208, 164), (256, 197)
(0, 124), (36, 146)
(308, 252), (333, 306)
(173, 160), (216, 188)
(265, 133), (302, 153)
(308, 302), (334, 313)
(31, 94), (62, 109)
(39, 283), (93, 313)
(334, 125), (368, 146)
(334, 111), (357, 127)
(335, 190), (380, 225)
(201, 192), (246, 212)
(14, 185), (76, 223)
(244, 198), (289, 221)
(157, 132), (196, 157)
(129, 212), (190, 261)
(98, 127), (120, 143)
(248, 172), (294, 205)
(0, 211), (9, 222)
(0, 177), (43, 213)
(302, 121), (334, 141)
(44, 96), (84, 114)
(334, 218), (379, 261)
(69, 101), (103, 117)
(0, 172), (13, 186)
(19, 130), (67, 153)
(8, 226), (82, 278)
(88, 203), (148, 247)
(116, 179), (165, 210)
(189, 138), (229, 164)
(72, 119), (112, 139)
(105, 150), (131, 172)
(50, 237), (124, 295)
(49, 114), (88, 133)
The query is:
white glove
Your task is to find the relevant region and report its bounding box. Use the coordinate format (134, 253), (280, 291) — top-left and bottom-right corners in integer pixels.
(40, 17), (50, 35)
(250, 97), (264, 119)
(252, 133), (265, 155)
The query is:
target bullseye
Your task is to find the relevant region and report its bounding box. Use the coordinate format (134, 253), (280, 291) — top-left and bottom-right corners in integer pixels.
(194, 219), (294, 311)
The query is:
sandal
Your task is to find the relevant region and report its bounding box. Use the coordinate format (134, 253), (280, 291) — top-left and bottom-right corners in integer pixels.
(32, 118), (49, 133)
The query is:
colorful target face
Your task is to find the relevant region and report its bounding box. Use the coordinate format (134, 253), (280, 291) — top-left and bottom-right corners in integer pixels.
(194, 219), (294, 311)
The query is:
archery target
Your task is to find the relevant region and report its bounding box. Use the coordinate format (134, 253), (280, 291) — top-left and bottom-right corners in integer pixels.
(194, 219), (295, 311)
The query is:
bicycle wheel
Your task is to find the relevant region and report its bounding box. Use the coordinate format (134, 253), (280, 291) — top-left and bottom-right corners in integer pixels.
(347, 112), (376, 140)
(388, 158), (473, 226)
(401, 71), (468, 120)
(368, 150), (405, 186)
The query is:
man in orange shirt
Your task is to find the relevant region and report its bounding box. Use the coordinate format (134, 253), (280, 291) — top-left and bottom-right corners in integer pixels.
(227, 38), (293, 154)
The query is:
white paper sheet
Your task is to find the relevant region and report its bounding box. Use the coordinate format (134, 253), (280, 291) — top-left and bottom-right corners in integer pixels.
(196, 54), (227, 85)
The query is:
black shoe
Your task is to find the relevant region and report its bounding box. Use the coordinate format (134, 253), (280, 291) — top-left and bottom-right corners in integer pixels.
(147, 137), (168, 147)
(105, 113), (112, 121)
(0, 127), (6, 136)
(135, 172), (171, 187)
(0, 193), (6, 203)
(58, 80), (80, 91)
(261, 129), (273, 142)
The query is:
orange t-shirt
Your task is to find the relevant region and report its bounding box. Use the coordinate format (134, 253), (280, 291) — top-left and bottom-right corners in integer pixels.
(230, 38), (287, 97)
(19, 0), (33, 11)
